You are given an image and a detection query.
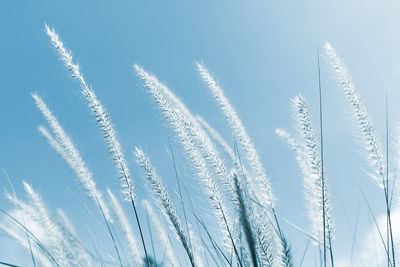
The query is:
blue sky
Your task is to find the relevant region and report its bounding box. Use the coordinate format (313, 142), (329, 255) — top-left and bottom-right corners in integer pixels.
(1, 0), (400, 266)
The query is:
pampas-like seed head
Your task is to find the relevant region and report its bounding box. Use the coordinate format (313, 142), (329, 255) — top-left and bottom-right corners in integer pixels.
(134, 147), (197, 267)
(45, 25), (135, 200)
(291, 94), (334, 243)
(195, 61), (274, 208)
(134, 65), (236, 252)
(33, 93), (112, 222)
(21, 182), (92, 266)
(325, 42), (386, 188)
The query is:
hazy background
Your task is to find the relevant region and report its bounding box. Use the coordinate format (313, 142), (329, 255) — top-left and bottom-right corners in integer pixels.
(1, 0), (400, 266)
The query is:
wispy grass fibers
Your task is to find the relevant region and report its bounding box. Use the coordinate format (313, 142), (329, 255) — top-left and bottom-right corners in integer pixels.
(44, 24), (150, 266)
(325, 42), (394, 266)
(134, 65), (239, 259)
(135, 147), (197, 267)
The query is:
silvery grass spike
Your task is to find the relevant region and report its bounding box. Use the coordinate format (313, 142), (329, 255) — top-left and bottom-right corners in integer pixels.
(134, 147), (197, 267)
(133, 63), (232, 196)
(324, 42), (386, 188)
(134, 65), (236, 204)
(290, 94), (334, 246)
(325, 42), (395, 267)
(195, 61), (274, 209)
(196, 62), (279, 264)
(134, 65), (238, 255)
(32, 93), (111, 223)
(44, 25), (150, 264)
(44, 25), (135, 203)
(196, 115), (235, 163)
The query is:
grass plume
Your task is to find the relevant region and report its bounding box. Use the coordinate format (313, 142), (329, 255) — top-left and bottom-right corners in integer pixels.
(196, 61), (274, 208)
(325, 42), (395, 266)
(134, 147), (197, 267)
(32, 93), (111, 223)
(44, 24), (150, 265)
(134, 65), (238, 255)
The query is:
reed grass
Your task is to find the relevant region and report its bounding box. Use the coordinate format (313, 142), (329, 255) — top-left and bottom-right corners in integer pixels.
(1, 24), (398, 267)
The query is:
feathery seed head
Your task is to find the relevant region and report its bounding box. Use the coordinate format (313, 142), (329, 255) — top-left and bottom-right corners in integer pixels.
(33, 94), (112, 222)
(134, 147), (197, 266)
(135, 66), (236, 250)
(290, 94), (334, 244)
(45, 24), (135, 200)
(196, 61), (274, 208)
(325, 42), (386, 188)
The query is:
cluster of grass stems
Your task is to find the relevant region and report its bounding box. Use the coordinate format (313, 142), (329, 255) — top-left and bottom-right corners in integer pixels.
(0, 25), (397, 267)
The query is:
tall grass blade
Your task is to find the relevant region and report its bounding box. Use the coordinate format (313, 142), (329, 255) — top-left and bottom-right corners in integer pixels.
(0, 223), (52, 267)
(0, 262), (22, 267)
(385, 94), (396, 266)
(167, 141), (193, 259)
(143, 200), (180, 267)
(107, 189), (142, 265)
(0, 208), (60, 266)
(193, 214), (231, 267)
(359, 187), (392, 266)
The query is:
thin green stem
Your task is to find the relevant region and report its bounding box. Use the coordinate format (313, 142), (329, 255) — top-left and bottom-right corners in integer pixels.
(0, 262), (22, 267)
(145, 207), (157, 264)
(317, 48), (328, 267)
(130, 197), (151, 267)
(96, 197), (123, 267)
(385, 94), (396, 267)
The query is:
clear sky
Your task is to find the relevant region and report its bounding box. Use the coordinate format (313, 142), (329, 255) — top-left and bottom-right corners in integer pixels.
(1, 0), (400, 266)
